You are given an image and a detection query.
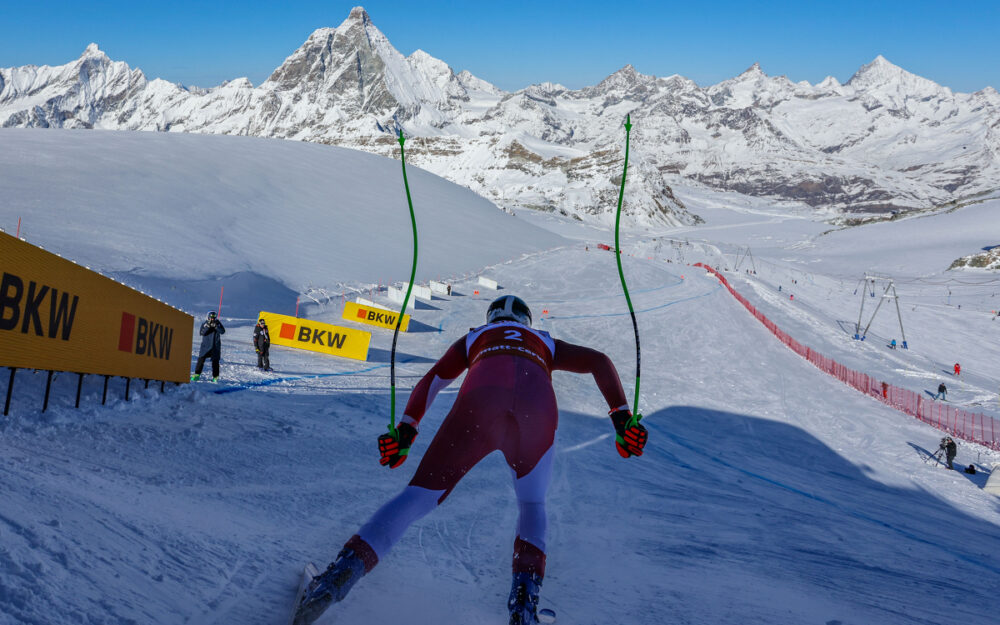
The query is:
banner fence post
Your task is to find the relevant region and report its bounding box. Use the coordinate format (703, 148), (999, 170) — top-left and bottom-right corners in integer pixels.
(4, 368), (16, 416)
(76, 373), (84, 408)
(42, 370), (54, 412)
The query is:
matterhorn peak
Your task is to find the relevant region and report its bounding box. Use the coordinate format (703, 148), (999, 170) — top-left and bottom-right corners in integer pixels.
(81, 43), (108, 60)
(347, 6), (371, 24)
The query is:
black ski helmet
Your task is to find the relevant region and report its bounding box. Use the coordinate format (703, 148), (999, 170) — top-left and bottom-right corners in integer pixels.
(487, 295), (531, 326)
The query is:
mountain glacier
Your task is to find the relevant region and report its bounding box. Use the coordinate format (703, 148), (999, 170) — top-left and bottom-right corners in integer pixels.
(2, 6), (998, 225)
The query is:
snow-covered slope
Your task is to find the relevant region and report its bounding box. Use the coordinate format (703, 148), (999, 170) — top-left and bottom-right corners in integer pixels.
(3, 7), (998, 224)
(0, 128), (565, 319)
(2, 130), (999, 625)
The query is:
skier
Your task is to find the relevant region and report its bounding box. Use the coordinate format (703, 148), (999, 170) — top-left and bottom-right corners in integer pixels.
(934, 382), (947, 401)
(253, 318), (271, 371)
(939, 436), (957, 469)
(889, 339), (897, 350)
(954, 362), (961, 376)
(191, 311), (225, 382)
(293, 295), (648, 625)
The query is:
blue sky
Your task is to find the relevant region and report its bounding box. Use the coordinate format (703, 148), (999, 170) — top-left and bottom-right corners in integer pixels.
(1, 0), (997, 92)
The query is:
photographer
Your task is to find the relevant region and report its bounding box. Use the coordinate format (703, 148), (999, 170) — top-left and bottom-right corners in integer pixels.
(939, 436), (957, 470)
(192, 311), (226, 382)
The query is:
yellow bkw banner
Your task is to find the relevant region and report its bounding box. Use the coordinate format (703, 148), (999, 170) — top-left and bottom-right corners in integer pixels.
(0, 230), (193, 383)
(259, 311), (370, 361)
(342, 301), (411, 332)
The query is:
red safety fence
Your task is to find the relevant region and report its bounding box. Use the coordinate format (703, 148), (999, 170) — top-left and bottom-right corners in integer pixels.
(695, 264), (1000, 451)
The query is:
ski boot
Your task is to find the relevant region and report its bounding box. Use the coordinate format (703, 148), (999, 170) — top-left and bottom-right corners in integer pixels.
(293, 549), (365, 625)
(508, 571), (543, 625)
(212, 377), (219, 383)
(190, 374), (200, 381)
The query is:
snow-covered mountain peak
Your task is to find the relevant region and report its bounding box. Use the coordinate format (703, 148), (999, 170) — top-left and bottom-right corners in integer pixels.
(847, 55), (940, 93)
(846, 54), (953, 114)
(848, 55), (905, 85)
(707, 62), (796, 108)
(524, 81), (568, 96)
(347, 5), (371, 22)
(738, 62), (765, 79)
(81, 43), (107, 59)
(817, 75), (842, 90)
(456, 69), (502, 95)
(407, 49), (453, 80)
(587, 64), (657, 96)
(656, 73), (701, 94)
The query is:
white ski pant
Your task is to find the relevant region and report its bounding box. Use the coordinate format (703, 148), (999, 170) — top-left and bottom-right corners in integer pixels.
(358, 446), (554, 561)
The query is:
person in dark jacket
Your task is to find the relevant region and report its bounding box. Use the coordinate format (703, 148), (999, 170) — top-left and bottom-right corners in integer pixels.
(934, 382), (947, 401)
(192, 311), (225, 382)
(939, 436), (957, 469)
(254, 318), (271, 371)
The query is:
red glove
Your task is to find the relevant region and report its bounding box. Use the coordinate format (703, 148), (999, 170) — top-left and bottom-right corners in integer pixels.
(610, 409), (647, 458)
(378, 423), (418, 468)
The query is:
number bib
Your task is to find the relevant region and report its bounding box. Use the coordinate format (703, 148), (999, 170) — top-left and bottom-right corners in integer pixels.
(466, 321), (555, 374)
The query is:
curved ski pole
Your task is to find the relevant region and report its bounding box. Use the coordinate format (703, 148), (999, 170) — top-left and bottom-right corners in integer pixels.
(614, 114), (641, 429)
(389, 130), (419, 440)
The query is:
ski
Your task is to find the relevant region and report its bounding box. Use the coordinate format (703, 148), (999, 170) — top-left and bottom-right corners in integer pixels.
(288, 562), (319, 625)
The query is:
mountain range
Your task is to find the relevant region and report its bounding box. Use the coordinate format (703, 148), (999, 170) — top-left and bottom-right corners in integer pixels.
(2, 6), (998, 226)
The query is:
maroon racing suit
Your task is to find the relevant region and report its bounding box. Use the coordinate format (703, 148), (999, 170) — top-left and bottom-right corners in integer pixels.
(343, 320), (629, 580)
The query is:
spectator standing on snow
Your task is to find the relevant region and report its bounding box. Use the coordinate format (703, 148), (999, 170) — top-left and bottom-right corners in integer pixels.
(934, 382), (947, 401)
(954, 362), (961, 376)
(192, 311), (225, 382)
(939, 436), (957, 469)
(254, 318), (272, 371)
(291, 295), (647, 625)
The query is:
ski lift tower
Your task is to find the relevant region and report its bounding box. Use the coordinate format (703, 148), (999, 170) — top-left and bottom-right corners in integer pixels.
(733, 246), (757, 274)
(853, 273), (908, 348)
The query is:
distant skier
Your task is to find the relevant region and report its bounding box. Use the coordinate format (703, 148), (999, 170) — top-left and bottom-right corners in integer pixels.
(889, 339), (897, 350)
(934, 382), (947, 401)
(939, 436), (957, 469)
(954, 362), (961, 376)
(292, 295), (647, 625)
(253, 318), (271, 371)
(191, 311), (225, 382)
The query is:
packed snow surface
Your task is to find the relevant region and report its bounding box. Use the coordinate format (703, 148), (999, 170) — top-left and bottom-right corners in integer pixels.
(1, 130), (999, 625)
(0, 129), (564, 318)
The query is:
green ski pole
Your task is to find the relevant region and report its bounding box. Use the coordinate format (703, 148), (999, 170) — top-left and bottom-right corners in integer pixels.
(614, 114), (642, 431)
(388, 130), (419, 441)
